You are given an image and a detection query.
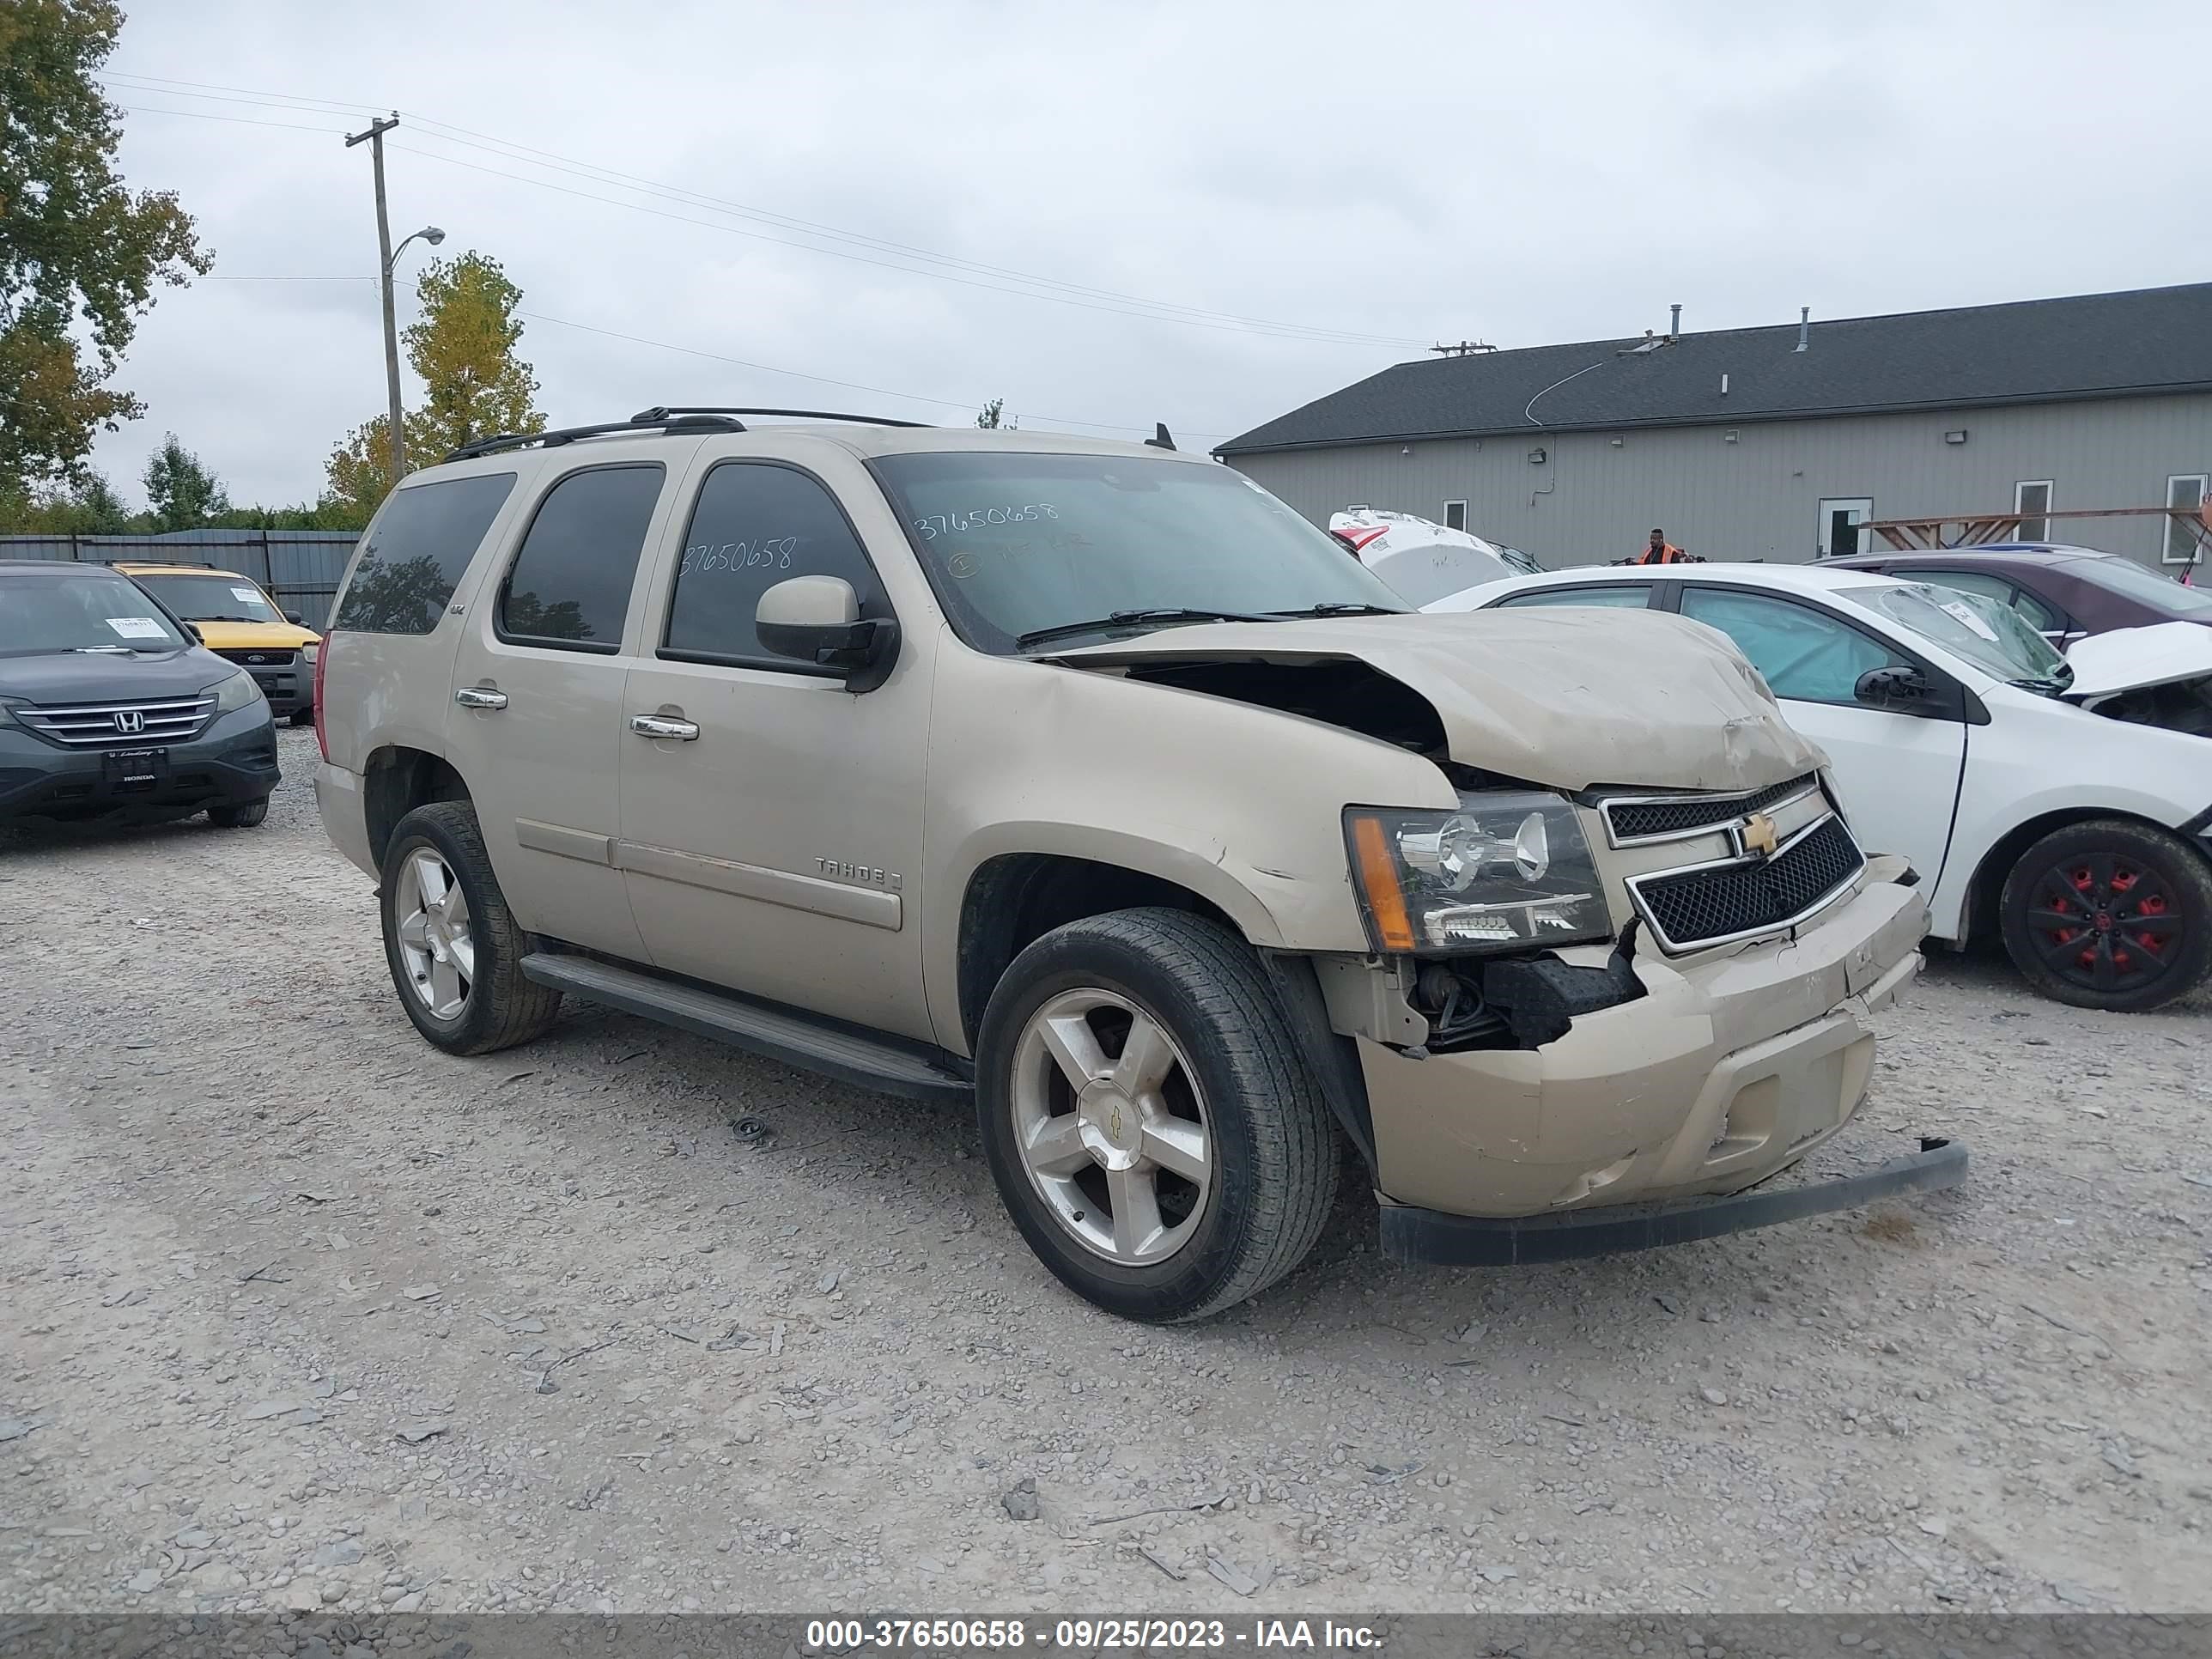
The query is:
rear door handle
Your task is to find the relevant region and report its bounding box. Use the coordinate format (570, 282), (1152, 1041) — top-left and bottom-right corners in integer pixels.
(454, 685), (508, 710)
(629, 714), (700, 741)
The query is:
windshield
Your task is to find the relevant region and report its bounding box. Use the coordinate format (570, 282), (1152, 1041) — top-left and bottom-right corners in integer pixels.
(1839, 581), (2070, 688)
(2061, 556), (2212, 617)
(869, 453), (1406, 653)
(0, 572), (191, 657)
(133, 571), (283, 623)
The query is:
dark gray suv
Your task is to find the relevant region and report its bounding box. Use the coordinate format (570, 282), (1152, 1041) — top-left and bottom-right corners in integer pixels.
(0, 561), (280, 827)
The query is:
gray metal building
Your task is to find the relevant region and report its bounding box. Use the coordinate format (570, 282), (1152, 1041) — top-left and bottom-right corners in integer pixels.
(1217, 283), (2212, 571)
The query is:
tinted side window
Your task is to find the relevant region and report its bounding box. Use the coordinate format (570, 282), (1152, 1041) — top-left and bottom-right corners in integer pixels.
(663, 463), (881, 665)
(1495, 584), (1652, 609)
(334, 472), (517, 635)
(1679, 587), (1903, 704)
(498, 464), (665, 652)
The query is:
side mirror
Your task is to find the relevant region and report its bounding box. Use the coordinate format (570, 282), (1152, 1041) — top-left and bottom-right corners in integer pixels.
(1855, 665), (1929, 708)
(283, 611), (306, 627)
(756, 576), (898, 690)
(183, 623), (204, 643)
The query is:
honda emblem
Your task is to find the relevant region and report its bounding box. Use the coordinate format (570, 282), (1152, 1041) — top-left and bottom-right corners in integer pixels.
(112, 709), (147, 735)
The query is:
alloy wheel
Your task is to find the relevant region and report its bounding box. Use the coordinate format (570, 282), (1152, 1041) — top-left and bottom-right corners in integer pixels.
(393, 848), (477, 1020)
(1009, 988), (1213, 1266)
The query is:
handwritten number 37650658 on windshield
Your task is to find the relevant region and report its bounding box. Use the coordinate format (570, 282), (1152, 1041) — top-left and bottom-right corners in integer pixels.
(913, 505), (1060, 540)
(679, 536), (799, 575)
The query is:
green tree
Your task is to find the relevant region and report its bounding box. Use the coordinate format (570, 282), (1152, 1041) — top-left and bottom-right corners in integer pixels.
(0, 467), (135, 533)
(324, 252), (544, 514)
(975, 398), (1016, 430)
(142, 431), (228, 532)
(403, 252), (543, 459)
(323, 415), (396, 522)
(0, 1), (211, 493)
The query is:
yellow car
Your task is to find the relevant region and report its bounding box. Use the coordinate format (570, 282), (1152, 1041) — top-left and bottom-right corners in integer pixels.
(115, 562), (321, 726)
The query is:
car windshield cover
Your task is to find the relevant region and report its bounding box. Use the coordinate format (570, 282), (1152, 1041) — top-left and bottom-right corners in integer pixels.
(869, 452), (1407, 653)
(132, 572), (282, 623)
(0, 572), (191, 657)
(2060, 556), (2212, 617)
(1840, 581), (2070, 688)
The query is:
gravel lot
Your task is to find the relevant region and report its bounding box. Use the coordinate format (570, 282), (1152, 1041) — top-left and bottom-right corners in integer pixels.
(2, 726), (2207, 1619)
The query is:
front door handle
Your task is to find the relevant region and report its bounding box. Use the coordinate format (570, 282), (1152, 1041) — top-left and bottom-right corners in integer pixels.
(454, 685), (509, 710)
(629, 714), (700, 741)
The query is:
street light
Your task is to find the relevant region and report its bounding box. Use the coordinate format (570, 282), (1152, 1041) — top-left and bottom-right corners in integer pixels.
(388, 224), (446, 275)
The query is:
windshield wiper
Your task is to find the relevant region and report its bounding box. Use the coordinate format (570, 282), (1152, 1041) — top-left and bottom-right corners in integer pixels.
(188, 614), (261, 623)
(1015, 608), (1276, 650)
(1267, 602), (1403, 618)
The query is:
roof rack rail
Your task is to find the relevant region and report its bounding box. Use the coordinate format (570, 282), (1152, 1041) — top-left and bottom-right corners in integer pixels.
(444, 412), (747, 464)
(630, 405), (931, 429)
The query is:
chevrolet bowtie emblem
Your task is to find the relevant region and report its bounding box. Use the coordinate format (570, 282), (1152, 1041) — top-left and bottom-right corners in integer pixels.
(1741, 811), (1779, 859)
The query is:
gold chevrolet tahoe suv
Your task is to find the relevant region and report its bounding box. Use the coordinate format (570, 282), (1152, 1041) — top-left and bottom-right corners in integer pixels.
(315, 409), (1964, 1322)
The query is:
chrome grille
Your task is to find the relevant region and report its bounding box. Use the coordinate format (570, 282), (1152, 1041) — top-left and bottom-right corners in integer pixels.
(11, 696), (218, 748)
(1626, 814), (1866, 953)
(1601, 774), (1821, 846)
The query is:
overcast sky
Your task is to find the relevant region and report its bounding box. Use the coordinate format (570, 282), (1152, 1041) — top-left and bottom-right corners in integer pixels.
(88, 0), (2212, 507)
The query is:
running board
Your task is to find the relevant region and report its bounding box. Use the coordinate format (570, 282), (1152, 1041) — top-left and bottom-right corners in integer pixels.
(518, 953), (973, 1103)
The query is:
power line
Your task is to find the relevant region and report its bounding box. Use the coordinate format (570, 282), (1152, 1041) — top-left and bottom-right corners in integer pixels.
(114, 102), (349, 136)
(100, 70), (1428, 349)
(140, 271), (1229, 437)
(394, 142), (1389, 348)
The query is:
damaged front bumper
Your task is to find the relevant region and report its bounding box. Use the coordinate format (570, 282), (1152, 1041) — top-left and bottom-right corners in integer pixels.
(1343, 867), (1962, 1248)
(1380, 1136), (1966, 1265)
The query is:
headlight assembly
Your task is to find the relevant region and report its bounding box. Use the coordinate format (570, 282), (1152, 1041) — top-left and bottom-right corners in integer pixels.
(1346, 792), (1613, 954)
(210, 670), (264, 714)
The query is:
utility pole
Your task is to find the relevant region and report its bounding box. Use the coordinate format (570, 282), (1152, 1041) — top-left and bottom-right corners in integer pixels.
(345, 114), (405, 487)
(1429, 340), (1497, 357)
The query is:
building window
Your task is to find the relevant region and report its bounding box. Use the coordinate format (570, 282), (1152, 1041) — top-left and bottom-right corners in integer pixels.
(2166, 475), (2207, 565)
(2013, 480), (2052, 543)
(1443, 500), (1468, 532)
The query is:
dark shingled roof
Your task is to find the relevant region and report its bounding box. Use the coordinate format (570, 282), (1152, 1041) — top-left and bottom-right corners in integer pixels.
(1218, 283), (2212, 456)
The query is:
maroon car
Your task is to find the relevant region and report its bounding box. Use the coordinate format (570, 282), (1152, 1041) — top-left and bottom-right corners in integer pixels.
(1826, 543), (2212, 647)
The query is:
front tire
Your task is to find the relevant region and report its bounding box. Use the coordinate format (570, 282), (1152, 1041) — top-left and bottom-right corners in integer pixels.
(207, 798), (269, 829)
(288, 707), (315, 727)
(1998, 817), (2212, 1012)
(380, 801), (562, 1054)
(975, 908), (1338, 1322)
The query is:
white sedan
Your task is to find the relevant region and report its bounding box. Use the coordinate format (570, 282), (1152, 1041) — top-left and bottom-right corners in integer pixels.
(1427, 562), (2212, 1012)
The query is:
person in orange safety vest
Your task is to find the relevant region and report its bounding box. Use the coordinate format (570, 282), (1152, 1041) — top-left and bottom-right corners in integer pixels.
(1635, 527), (1691, 564)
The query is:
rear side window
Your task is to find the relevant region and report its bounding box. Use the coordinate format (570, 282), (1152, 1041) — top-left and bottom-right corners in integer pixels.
(333, 472), (517, 635)
(661, 462), (882, 667)
(498, 464), (665, 653)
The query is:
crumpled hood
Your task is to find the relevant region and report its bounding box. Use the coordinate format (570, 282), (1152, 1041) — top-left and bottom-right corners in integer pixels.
(2061, 621), (2212, 702)
(1049, 608), (1827, 792)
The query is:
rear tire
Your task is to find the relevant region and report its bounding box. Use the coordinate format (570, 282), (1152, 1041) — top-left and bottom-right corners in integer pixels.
(380, 800), (562, 1054)
(207, 798), (269, 829)
(975, 908), (1338, 1322)
(1998, 817), (2212, 1012)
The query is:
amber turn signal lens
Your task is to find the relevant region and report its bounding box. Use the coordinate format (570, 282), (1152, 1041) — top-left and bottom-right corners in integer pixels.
(1350, 814), (1417, 951)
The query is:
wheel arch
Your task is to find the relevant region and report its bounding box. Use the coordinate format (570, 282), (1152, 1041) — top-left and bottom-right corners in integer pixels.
(953, 852), (1244, 1054)
(363, 745), (473, 873)
(1959, 805), (2207, 947)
